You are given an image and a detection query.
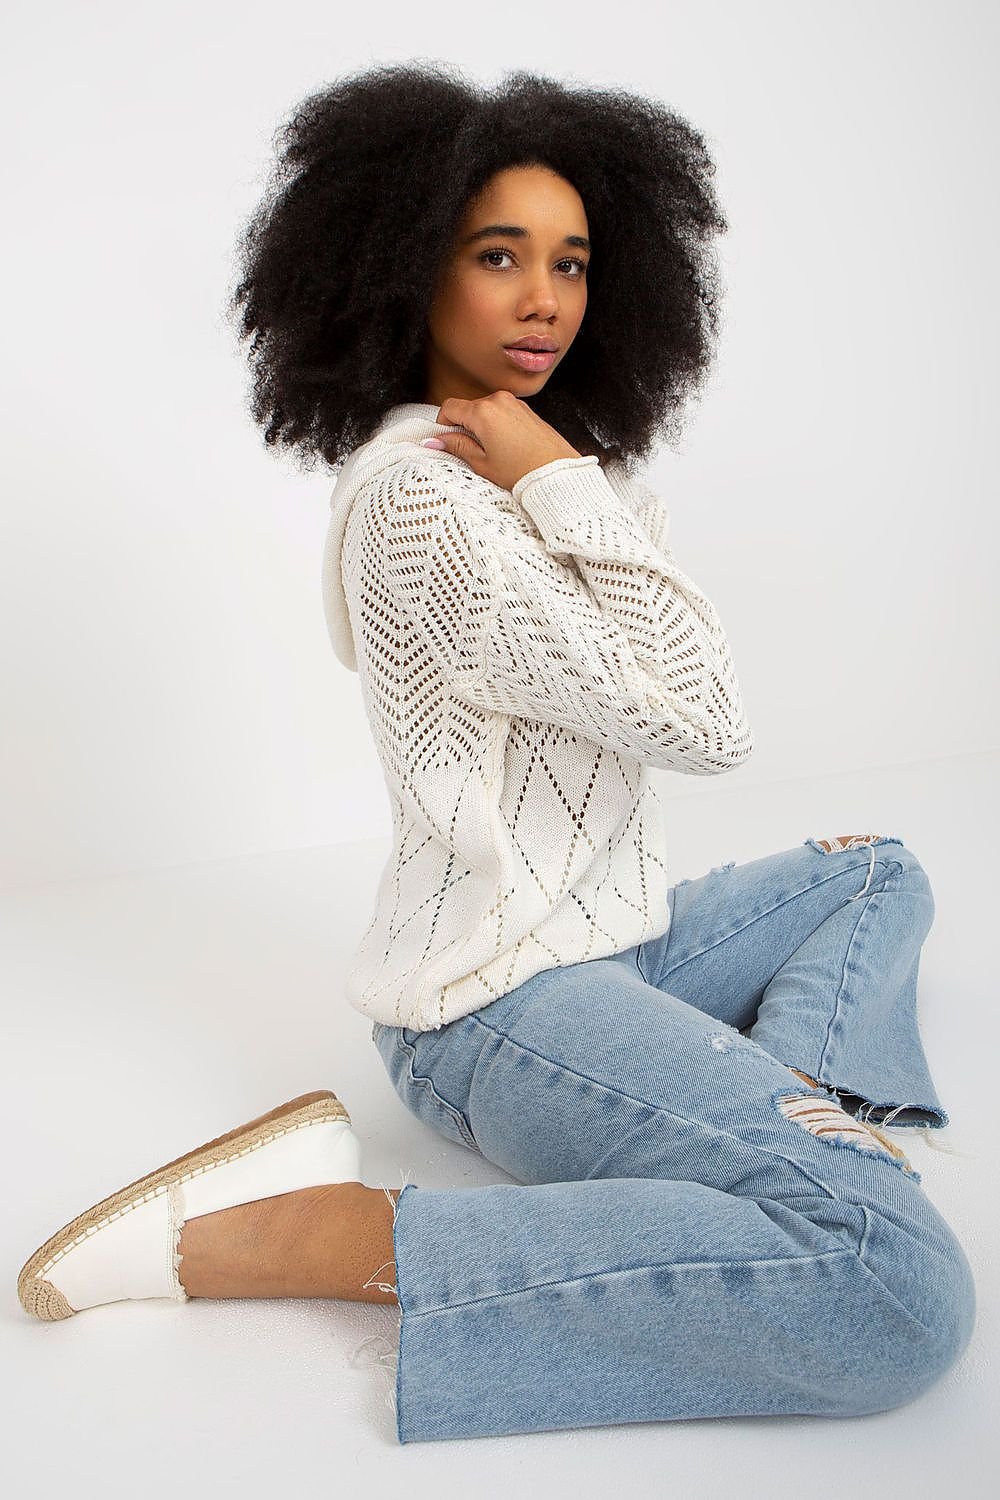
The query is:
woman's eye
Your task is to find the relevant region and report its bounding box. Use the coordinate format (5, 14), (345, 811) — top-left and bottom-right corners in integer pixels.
(478, 248), (587, 277)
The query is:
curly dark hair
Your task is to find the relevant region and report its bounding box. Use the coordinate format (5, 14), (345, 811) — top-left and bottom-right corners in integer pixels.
(225, 60), (729, 474)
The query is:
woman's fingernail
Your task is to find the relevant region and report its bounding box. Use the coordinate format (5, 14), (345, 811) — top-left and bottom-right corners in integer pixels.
(421, 437), (446, 449)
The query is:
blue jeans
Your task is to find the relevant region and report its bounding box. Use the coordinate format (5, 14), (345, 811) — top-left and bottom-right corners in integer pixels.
(370, 835), (976, 1444)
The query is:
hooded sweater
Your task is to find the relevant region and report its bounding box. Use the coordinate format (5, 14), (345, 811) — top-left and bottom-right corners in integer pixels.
(321, 402), (753, 1032)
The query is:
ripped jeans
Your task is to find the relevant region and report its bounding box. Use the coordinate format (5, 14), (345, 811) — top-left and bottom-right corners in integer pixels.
(370, 834), (977, 1444)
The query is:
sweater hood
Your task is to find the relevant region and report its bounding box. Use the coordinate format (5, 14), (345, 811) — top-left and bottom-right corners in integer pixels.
(321, 402), (468, 673)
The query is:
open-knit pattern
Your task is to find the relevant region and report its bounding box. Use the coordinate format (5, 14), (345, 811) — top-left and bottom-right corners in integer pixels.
(322, 404), (753, 1033)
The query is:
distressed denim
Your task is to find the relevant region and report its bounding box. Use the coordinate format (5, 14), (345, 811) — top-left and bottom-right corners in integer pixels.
(370, 835), (976, 1444)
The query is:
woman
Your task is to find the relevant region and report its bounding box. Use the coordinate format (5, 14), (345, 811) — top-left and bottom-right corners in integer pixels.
(18, 62), (975, 1445)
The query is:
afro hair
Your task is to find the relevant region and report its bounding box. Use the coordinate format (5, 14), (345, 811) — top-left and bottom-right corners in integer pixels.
(225, 61), (730, 475)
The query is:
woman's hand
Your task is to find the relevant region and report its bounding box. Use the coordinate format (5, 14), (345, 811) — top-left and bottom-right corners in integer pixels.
(421, 390), (582, 493)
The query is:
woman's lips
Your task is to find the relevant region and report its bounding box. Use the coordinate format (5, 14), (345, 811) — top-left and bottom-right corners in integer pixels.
(503, 347), (557, 372)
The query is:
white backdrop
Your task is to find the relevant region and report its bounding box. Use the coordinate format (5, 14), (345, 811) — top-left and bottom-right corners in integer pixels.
(2, 0), (996, 892)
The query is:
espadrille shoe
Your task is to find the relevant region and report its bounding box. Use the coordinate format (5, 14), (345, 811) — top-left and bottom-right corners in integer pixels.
(17, 1089), (361, 1322)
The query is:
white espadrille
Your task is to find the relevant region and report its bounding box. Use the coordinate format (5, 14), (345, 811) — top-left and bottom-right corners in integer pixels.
(17, 1089), (362, 1321)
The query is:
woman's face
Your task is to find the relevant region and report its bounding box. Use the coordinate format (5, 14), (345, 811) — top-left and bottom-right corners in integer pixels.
(422, 164), (590, 406)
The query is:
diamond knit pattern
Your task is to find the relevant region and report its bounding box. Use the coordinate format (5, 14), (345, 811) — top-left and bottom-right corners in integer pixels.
(321, 404), (753, 1031)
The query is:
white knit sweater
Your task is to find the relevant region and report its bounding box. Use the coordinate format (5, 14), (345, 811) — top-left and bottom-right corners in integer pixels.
(321, 402), (753, 1031)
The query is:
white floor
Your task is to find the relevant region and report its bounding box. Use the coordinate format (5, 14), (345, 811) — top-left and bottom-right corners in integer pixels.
(3, 750), (997, 1498)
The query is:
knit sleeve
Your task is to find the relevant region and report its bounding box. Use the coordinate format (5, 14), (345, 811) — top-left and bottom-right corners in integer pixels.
(376, 454), (754, 775)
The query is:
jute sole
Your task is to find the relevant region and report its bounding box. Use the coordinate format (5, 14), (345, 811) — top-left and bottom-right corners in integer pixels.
(17, 1088), (351, 1322)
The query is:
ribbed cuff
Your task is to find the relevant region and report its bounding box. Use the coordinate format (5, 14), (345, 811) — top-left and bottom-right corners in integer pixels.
(513, 456), (667, 568)
(511, 454), (602, 508)
(512, 455), (622, 535)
